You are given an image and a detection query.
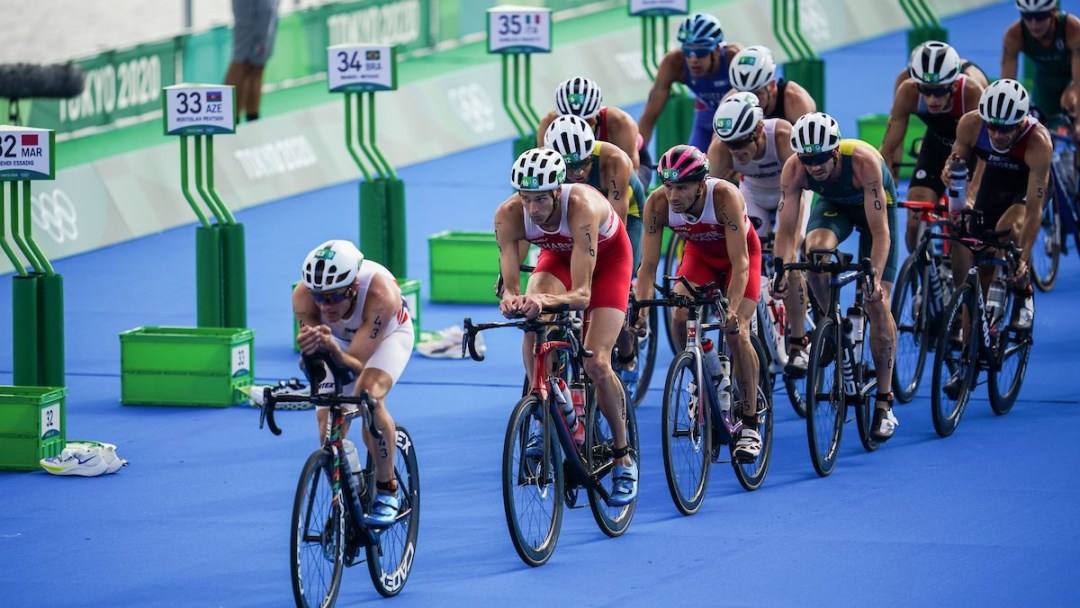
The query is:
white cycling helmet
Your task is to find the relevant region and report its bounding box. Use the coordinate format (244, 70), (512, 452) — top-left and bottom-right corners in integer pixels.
(1015, 0), (1057, 13)
(677, 13), (724, 47)
(543, 114), (596, 164)
(511, 148), (566, 191)
(554, 77), (602, 120)
(302, 240), (363, 293)
(979, 79), (1030, 126)
(790, 112), (841, 154)
(909, 41), (962, 85)
(713, 93), (763, 142)
(729, 45), (777, 92)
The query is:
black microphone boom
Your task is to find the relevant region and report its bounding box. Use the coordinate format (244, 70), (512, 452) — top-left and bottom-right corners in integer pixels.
(0, 63), (85, 100)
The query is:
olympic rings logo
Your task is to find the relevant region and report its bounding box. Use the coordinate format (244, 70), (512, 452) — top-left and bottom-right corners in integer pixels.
(447, 84), (496, 134)
(30, 188), (79, 244)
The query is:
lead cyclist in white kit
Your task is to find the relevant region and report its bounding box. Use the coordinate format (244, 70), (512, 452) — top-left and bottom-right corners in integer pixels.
(708, 93), (812, 374)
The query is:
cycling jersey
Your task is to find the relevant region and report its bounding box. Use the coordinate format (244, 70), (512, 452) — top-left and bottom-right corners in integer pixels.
(972, 119), (1038, 230)
(1021, 11), (1072, 115)
(804, 139), (898, 206)
(683, 47), (735, 152)
(763, 79), (790, 121)
(915, 75), (969, 144)
(910, 77), (970, 197)
(582, 141), (646, 219)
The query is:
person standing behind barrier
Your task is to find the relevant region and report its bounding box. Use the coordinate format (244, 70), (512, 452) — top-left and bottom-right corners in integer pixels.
(1001, 0), (1080, 120)
(636, 13), (743, 155)
(882, 41), (985, 254)
(224, 0), (279, 123)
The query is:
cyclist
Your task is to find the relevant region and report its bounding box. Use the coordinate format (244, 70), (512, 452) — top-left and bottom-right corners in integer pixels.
(944, 79), (1050, 333)
(726, 45), (817, 123)
(773, 113), (901, 442)
(633, 145), (763, 461)
(269, 239), (413, 527)
(636, 12), (744, 155)
(1001, 0), (1080, 121)
(494, 148), (637, 506)
(890, 50), (989, 92)
(537, 77), (648, 185)
(708, 93), (812, 373)
(882, 40), (985, 253)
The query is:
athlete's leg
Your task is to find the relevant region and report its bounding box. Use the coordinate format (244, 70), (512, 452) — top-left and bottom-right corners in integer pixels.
(583, 307), (632, 466)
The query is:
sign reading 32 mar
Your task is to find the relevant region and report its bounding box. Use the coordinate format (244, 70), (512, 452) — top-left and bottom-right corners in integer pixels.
(0, 126), (55, 181)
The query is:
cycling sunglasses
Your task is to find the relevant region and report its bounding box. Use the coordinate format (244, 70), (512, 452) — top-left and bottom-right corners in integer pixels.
(986, 122), (1019, 134)
(726, 133), (756, 150)
(566, 157), (593, 172)
(798, 151), (834, 167)
(917, 85), (952, 98)
(1021, 11), (1053, 22)
(682, 45), (715, 59)
(311, 287), (353, 305)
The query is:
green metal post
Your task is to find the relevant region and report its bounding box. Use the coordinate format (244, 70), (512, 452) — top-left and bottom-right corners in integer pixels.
(8, 182), (43, 274)
(180, 137), (212, 228)
(365, 93), (395, 178)
(12, 275), (39, 385)
(385, 177), (407, 278)
(194, 136), (229, 224)
(37, 273), (65, 387)
(220, 222), (247, 328)
(0, 184), (28, 277)
(196, 224), (224, 327)
(772, 0), (801, 62)
(501, 54), (529, 139)
(521, 54), (542, 128)
(20, 182), (53, 275)
(641, 18), (656, 80)
(205, 136), (237, 224)
(344, 94), (373, 181)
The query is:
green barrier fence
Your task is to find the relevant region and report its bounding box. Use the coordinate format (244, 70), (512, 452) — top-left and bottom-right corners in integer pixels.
(773, 0), (825, 112)
(635, 3), (691, 163)
(900, 0), (948, 52)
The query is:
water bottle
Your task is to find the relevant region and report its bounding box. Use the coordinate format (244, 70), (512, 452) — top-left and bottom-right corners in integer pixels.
(947, 158), (967, 223)
(840, 318), (858, 396)
(342, 439), (362, 489)
(716, 354), (732, 414)
(702, 338), (723, 380)
(551, 378), (584, 445)
(569, 383), (586, 446)
(986, 280), (1007, 327)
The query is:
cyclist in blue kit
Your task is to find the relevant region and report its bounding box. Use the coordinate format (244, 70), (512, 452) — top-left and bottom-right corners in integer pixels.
(636, 12), (744, 154)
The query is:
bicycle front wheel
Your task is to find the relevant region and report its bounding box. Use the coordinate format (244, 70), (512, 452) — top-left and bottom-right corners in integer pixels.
(806, 317), (845, 477)
(587, 379), (639, 536)
(365, 426), (420, 597)
(291, 450), (344, 608)
(733, 333), (774, 491)
(661, 351), (711, 515)
(987, 290), (1033, 415)
(502, 394), (563, 567)
(663, 232), (687, 354)
(930, 283), (979, 437)
(622, 304), (659, 409)
(892, 253), (929, 402)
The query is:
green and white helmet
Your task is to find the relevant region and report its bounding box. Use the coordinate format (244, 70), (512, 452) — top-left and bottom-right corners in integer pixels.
(543, 114), (596, 164)
(790, 112), (841, 154)
(713, 93), (763, 142)
(302, 240), (363, 292)
(511, 148), (566, 191)
(729, 46), (777, 92)
(908, 41), (962, 85)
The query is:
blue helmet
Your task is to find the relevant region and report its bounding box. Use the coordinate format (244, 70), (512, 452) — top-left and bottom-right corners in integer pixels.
(677, 13), (724, 48)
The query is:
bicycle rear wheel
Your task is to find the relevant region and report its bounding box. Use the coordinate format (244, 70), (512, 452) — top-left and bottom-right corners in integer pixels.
(587, 379), (639, 536)
(806, 317), (845, 477)
(1030, 191), (1061, 292)
(987, 290), (1033, 415)
(891, 253), (930, 403)
(663, 232), (687, 354)
(732, 333), (773, 491)
(930, 284), (979, 437)
(621, 304), (658, 409)
(291, 449), (344, 608)
(784, 313), (815, 419)
(661, 351), (712, 515)
(502, 394), (563, 567)
(854, 317), (880, 454)
(365, 426), (420, 597)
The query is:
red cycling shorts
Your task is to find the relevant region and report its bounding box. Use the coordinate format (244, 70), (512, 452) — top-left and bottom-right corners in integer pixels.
(675, 232), (762, 302)
(532, 226), (633, 312)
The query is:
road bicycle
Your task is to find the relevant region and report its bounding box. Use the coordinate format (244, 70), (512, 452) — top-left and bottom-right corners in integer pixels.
(891, 200), (954, 403)
(463, 311), (639, 567)
(774, 250), (881, 477)
(637, 275), (772, 515)
(1030, 129), (1080, 291)
(929, 211), (1034, 437)
(253, 355), (420, 607)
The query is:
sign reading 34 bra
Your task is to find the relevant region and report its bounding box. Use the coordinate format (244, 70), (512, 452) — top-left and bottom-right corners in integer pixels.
(162, 84), (236, 136)
(487, 6), (552, 54)
(629, 0), (689, 16)
(327, 45), (398, 93)
(0, 126), (55, 181)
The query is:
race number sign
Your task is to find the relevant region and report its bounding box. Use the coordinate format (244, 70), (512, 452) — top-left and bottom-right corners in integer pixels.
(0, 126), (55, 181)
(629, 0), (689, 16)
(328, 45), (398, 93)
(163, 84), (236, 136)
(487, 6), (552, 54)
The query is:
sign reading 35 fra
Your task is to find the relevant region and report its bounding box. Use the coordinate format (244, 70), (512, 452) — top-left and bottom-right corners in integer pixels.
(327, 45), (398, 93)
(0, 126), (55, 181)
(487, 6), (551, 54)
(163, 84), (236, 136)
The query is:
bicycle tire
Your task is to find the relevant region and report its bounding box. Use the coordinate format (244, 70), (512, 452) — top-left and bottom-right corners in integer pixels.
(663, 232), (686, 354)
(587, 378), (638, 537)
(891, 252), (929, 403)
(1030, 190), (1061, 292)
(622, 304), (659, 409)
(502, 394), (563, 567)
(854, 314), (880, 454)
(365, 426), (420, 597)
(290, 449), (344, 608)
(732, 333), (773, 491)
(987, 290), (1033, 415)
(784, 312), (815, 419)
(660, 351), (712, 515)
(806, 316), (845, 477)
(930, 283), (979, 437)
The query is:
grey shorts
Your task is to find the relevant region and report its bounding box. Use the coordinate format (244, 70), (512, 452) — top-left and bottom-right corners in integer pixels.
(232, 0), (279, 66)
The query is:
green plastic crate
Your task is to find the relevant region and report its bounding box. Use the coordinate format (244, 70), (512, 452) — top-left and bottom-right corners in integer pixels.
(0, 385), (66, 471)
(119, 326), (254, 407)
(856, 113), (927, 180)
(292, 278), (422, 351)
(429, 231), (532, 304)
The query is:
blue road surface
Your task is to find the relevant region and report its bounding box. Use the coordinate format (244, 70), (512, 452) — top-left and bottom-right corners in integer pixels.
(2, 3), (1079, 606)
